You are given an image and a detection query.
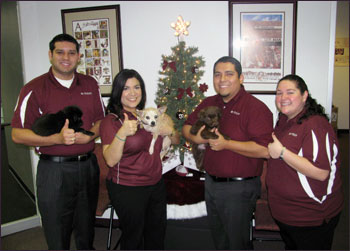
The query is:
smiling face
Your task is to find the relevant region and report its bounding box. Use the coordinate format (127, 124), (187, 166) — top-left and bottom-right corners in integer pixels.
(275, 80), (308, 120)
(121, 77), (142, 112)
(213, 62), (244, 103)
(49, 41), (80, 80)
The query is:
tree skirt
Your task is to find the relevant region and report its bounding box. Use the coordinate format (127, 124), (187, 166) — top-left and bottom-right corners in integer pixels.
(163, 168), (207, 220)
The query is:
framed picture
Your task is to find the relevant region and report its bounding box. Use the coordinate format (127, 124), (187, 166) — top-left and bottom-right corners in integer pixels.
(229, 1), (296, 94)
(62, 5), (123, 96)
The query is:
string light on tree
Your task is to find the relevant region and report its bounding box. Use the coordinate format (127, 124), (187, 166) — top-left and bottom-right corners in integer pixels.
(155, 15), (207, 162)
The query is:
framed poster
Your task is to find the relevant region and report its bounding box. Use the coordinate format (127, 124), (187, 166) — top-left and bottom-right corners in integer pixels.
(62, 5), (123, 96)
(229, 1), (296, 94)
(334, 37), (349, 67)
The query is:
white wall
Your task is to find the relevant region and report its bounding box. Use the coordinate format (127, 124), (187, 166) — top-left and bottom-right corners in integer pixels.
(17, 1), (337, 170)
(18, 1), (228, 105)
(295, 1), (337, 118)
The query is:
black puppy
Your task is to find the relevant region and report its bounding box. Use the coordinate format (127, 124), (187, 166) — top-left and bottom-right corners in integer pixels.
(190, 106), (230, 171)
(32, 105), (94, 136)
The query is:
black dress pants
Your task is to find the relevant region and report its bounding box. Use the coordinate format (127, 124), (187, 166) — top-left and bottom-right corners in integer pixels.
(275, 213), (341, 250)
(205, 174), (261, 250)
(106, 178), (167, 250)
(36, 154), (99, 250)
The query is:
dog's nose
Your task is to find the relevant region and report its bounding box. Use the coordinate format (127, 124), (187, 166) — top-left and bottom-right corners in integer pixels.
(151, 121), (155, 127)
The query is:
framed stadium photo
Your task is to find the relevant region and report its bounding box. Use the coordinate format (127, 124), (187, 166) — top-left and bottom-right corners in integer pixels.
(229, 1), (296, 94)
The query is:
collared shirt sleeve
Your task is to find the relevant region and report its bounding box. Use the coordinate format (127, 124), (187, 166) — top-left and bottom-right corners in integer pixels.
(243, 97), (273, 147)
(299, 116), (339, 172)
(11, 81), (42, 129)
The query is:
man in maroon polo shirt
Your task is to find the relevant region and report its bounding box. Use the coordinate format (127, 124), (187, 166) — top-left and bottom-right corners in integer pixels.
(11, 34), (105, 250)
(183, 56), (273, 250)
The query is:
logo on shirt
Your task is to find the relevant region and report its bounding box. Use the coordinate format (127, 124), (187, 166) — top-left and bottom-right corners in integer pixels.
(81, 92), (92, 95)
(230, 110), (240, 115)
(288, 132), (298, 137)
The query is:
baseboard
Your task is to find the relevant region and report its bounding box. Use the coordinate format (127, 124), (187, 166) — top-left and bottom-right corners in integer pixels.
(337, 129), (349, 134)
(1, 215), (41, 237)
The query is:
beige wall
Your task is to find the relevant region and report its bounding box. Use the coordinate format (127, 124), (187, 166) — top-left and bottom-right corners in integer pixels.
(333, 1), (349, 130)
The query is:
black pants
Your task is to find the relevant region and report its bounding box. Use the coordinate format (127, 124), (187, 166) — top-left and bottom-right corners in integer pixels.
(275, 213), (341, 250)
(36, 154), (99, 250)
(205, 174), (261, 250)
(106, 178), (167, 250)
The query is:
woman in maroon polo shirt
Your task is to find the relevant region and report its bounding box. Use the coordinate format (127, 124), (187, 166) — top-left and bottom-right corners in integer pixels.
(267, 74), (343, 250)
(100, 69), (179, 250)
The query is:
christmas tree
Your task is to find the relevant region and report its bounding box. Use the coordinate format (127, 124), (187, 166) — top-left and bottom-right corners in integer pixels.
(155, 16), (208, 162)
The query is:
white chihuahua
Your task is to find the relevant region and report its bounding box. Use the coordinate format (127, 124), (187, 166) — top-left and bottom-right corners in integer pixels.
(136, 106), (174, 159)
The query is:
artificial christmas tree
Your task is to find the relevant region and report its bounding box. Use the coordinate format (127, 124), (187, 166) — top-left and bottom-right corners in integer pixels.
(155, 20), (208, 162)
(157, 15), (211, 221)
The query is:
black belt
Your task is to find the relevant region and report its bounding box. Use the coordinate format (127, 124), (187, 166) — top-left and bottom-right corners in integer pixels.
(40, 153), (92, 163)
(209, 174), (257, 182)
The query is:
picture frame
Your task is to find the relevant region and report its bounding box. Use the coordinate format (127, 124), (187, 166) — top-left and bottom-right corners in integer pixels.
(229, 1), (296, 94)
(61, 5), (123, 96)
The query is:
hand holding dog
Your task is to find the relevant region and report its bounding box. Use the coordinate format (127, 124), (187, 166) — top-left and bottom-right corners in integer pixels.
(74, 131), (92, 145)
(117, 113), (138, 139)
(209, 129), (229, 151)
(191, 125), (210, 144)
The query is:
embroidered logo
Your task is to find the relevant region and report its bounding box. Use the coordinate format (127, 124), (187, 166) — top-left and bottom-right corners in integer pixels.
(81, 92), (92, 95)
(288, 132), (298, 137)
(231, 110), (240, 115)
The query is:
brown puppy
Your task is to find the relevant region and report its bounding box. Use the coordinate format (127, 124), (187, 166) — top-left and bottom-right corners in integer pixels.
(190, 106), (229, 171)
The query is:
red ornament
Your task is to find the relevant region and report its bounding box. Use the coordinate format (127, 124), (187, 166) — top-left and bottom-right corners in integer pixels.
(162, 60), (177, 72)
(199, 83), (208, 93)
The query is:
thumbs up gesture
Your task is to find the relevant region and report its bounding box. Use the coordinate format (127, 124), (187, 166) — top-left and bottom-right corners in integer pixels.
(268, 133), (284, 159)
(60, 119), (76, 145)
(117, 113), (138, 139)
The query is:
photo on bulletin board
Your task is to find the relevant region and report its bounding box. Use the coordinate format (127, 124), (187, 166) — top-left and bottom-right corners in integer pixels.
(229, 1), (296, 94)
(61, 5), (123, 96)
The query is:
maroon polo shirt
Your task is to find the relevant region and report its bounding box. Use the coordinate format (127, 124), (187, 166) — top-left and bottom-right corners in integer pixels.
(11, 67), (105, 155)
(100, 112), (163, 186)
(185, 86), (273, 177)
(267, 111), (343, 226)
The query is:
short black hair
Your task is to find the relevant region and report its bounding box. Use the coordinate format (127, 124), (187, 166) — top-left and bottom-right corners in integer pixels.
(49, 34), (80, 53)
(213, 56), (242, 77)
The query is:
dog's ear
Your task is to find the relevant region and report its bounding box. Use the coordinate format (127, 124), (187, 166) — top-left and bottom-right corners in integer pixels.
(198, 108), (207, 120)
(135, 109), (143, 117)
(215, 107), (222, 119)
(158, 106), (167, 115)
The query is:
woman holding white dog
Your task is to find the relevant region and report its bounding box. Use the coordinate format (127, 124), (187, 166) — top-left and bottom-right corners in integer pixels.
(100, 69), (179, 250)
(267, 74), (343, 250)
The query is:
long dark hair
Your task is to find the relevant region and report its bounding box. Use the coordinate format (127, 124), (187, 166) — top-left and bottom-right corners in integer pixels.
(106, 69), (146, 118)
(277, 74), (329, 124)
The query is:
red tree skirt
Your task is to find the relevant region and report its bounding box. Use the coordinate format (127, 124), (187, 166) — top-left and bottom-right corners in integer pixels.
(164, 168), (207, 219)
